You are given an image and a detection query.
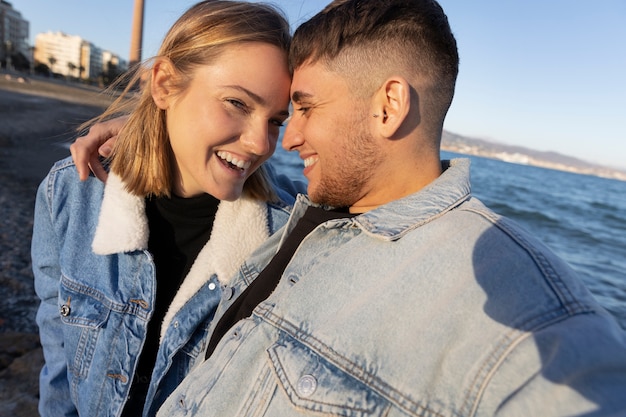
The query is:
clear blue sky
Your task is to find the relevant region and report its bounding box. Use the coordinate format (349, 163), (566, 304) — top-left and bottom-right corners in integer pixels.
(14, 0), (626, 170)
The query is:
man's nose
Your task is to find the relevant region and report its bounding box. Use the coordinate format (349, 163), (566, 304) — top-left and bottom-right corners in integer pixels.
(282, 116), (303, 151)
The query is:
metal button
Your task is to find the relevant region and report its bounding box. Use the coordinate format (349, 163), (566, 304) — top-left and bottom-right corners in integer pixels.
(173, 321), (179, 328)
(208, 282), (217, 291)
(296, 374), (317, 398)
(60, 304), (71, 317)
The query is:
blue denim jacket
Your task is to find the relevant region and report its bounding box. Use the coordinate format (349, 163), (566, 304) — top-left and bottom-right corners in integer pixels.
(159, 158), (626, 417)
(32, 156), (297, 417)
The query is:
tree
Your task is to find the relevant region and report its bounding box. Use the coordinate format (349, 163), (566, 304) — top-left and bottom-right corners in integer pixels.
(47, 55), (57, 73)
(68, 62), (77, 78)
(34, 62), (50, 76)
(101, 61), (124, 86)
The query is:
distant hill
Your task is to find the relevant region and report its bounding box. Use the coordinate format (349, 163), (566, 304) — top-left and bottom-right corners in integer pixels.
(441, 130), (626, 181)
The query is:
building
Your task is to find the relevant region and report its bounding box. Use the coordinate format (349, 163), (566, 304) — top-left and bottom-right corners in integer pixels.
(4, 1), (127, 79)
(34, 31), (83, 76)
(102, 50), (128, 77)
(34, 31), (127, 80)
(0, 0), (30, 69)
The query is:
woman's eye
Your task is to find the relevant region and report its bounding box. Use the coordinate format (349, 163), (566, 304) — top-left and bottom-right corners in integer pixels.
(227, 99), (247, 110)
(270, 118), (286, 127)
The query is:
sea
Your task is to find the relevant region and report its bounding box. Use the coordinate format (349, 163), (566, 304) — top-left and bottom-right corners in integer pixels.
(268, 146), (626, 329)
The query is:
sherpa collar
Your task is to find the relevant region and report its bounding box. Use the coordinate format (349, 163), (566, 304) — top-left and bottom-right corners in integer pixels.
(91, 173), (271, 335)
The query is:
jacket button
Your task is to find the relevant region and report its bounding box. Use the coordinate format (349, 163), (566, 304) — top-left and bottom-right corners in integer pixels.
(60, 304), (71, 317)
(296, 374), (317, 398)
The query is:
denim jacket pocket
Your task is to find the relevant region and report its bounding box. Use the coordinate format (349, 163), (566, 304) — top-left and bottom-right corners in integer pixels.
(58, 277), (111, 379)
(59, 277), (111, 327)
(264, 337), (388, 417)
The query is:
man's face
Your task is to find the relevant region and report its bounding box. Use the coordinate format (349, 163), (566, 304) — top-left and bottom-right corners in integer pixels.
(282, 62), (384, 211)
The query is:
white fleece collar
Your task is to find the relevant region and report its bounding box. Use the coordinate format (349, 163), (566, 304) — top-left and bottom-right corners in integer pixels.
(160, 195), (270, 336)
(92, 173), (148, 254)
(91, 173), (271, 338)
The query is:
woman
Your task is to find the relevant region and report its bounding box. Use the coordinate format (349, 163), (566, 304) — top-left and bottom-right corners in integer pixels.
(32, 2), (300, 416)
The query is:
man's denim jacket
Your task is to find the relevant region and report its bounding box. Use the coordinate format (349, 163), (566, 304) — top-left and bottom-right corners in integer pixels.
(159, 158), (626, 417)
(32, 156), (296, 417)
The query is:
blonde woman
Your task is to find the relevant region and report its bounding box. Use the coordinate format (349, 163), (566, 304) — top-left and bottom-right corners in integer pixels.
(32, 2), (301, 416)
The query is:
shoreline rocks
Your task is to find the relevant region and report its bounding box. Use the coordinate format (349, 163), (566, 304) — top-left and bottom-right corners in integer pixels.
(0, 333), (43, 416)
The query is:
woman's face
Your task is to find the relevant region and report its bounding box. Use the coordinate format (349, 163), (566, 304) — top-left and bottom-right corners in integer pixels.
(155, 42), (291, 200)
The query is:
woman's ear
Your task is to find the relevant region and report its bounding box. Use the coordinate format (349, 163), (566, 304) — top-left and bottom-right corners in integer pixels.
(372, 76), (410, 138)
(151, 57), (175, 110)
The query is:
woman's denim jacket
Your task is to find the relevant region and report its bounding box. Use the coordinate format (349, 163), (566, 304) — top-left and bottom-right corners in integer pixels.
(32, 156), (298, 417)
(158, 158), (626, 417)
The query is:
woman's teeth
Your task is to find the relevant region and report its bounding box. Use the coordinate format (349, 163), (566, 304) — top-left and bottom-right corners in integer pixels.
(217, 151), (251, 170)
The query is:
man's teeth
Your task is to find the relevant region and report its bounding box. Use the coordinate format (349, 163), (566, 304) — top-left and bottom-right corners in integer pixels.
(304, 156), (318, 168)
(217, 151), (251, 170)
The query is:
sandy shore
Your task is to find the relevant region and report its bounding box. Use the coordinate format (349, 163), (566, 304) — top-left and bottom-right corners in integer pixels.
(0, 72), (115, 416)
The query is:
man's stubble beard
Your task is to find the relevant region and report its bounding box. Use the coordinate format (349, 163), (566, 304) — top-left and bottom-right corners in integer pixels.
(309, 117), (383, 209)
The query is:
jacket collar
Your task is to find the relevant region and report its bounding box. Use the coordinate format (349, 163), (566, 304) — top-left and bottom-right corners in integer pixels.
(92, 173), (148, 254)
(289, 158), (472, 241)
(91, 173), (272, 335)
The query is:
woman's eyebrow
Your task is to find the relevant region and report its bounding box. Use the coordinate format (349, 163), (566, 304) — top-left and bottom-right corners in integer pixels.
(222, 85), (289, 115)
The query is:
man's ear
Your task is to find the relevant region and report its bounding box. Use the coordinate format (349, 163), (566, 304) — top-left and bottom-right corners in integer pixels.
(372, 77), (410, 138)
(151, 57), (175, 110)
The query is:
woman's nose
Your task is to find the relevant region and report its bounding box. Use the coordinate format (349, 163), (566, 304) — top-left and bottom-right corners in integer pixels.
(242, 123), (271, 156)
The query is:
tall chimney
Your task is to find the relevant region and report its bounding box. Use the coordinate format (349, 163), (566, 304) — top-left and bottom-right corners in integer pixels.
(129, 0), (145, 67)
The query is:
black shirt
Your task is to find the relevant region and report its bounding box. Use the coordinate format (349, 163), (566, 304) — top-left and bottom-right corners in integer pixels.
(121, 192), (219, 417)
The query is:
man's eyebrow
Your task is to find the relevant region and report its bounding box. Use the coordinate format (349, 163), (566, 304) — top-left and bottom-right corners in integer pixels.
(223, 85), (289, 116)
(291, 91), (313, 103)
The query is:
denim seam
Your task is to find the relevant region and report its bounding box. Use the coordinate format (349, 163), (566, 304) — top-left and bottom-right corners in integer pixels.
(268, 346), (378, 417)
(60, 275), (151, 319)
(461, 307), (583, 416)
(464, 207), (592, 315)
(355, 193), (471, 241)
(256, 304), (445, 417)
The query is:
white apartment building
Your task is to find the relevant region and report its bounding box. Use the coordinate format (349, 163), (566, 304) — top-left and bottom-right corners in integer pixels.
(35, 31), (127, 80)
(4, 1), (127, 79)
(34, 31), (83, 76)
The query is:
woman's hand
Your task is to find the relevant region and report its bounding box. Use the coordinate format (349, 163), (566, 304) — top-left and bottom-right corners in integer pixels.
(70, 116), (128, 182)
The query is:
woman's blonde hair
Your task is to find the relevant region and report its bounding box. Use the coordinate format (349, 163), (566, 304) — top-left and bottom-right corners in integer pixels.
(87, 0), (290, 200)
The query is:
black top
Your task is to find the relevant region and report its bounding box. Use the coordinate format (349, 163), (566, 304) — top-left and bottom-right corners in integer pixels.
(121, 192), (219, 417)
(205, 206), (355, 360)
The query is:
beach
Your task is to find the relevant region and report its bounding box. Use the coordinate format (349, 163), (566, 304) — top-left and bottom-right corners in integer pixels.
(0, 72), (114, 416)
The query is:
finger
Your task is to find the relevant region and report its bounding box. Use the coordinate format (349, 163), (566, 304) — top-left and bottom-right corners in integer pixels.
(88, 155), (109, 183)
(69, 139), (90, 181)
(98, 135), (117, 157)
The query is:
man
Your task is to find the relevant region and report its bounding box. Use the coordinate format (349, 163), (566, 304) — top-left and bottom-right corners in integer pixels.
(150, 1), (626, 416)
(71, 0), (626, 415)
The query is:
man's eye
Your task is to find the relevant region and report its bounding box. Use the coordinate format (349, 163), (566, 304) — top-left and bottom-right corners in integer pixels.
(296, 106), (310, 114)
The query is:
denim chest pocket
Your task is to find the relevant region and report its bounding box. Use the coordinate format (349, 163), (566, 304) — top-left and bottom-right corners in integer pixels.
(58, 278), (112, 380)
(254, 338), (388, 417)
(58, 279), (111, 327)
